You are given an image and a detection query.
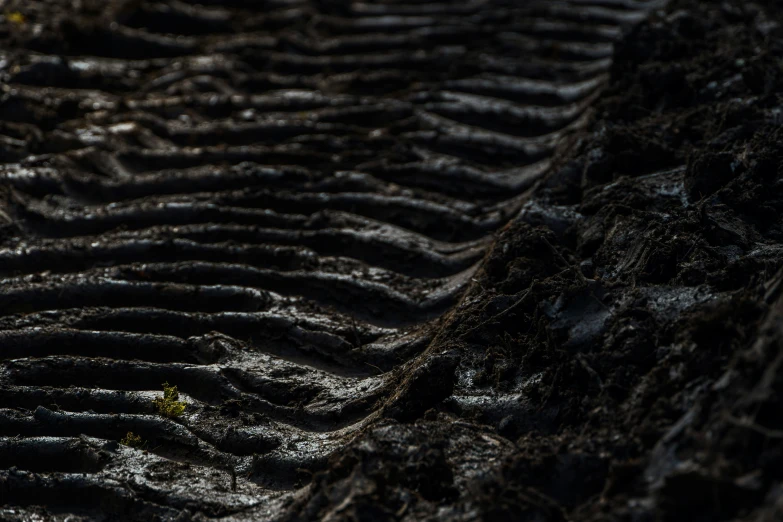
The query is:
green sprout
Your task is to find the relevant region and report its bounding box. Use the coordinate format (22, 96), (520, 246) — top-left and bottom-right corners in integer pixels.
(153, 382), (186, 418)
(6, 12), (25, 25)
(120, 431), (145, 448)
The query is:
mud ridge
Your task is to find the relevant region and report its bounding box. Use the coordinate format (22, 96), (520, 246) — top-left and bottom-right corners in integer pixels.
(0, 0), (663, 520)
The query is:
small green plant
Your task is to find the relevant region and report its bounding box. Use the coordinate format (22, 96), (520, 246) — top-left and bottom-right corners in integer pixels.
(120, 431), (145, 448)
(6, 12), (26, 25)
(153, 382), (186, 418)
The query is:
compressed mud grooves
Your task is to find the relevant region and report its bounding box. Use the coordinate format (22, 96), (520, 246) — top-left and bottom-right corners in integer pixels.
(1, 0), (783, 520)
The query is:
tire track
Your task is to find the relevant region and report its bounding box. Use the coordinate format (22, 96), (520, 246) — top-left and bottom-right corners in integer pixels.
(0, 0), (661, 518)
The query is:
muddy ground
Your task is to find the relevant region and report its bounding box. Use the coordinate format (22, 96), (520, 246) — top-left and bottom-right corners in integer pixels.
(0, 0), (782, 521)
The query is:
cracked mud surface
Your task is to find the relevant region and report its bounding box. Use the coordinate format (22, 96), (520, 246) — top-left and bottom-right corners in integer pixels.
(1, 0), (783, 520)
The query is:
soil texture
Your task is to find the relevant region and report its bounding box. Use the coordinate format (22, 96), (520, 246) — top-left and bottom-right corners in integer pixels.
(1, 0), (782, 521)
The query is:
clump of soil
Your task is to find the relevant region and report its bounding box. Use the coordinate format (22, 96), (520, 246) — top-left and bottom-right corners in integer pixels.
(288, 1), (783, 520)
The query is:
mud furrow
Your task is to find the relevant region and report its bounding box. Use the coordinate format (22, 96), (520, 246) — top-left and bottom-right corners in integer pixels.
(0, 0), (660, 519)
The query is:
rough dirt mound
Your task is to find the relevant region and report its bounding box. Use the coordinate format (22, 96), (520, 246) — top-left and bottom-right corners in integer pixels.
(282, 1), (783, 521)
(1, 0), (782, 521)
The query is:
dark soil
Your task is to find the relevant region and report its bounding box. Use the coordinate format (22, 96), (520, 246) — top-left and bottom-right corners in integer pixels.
(1, 0), (782, 521)
(283, 1), (783, 521)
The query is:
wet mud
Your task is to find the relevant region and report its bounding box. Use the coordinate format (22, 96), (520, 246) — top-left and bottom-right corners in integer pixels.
(1, 0), (782, 520)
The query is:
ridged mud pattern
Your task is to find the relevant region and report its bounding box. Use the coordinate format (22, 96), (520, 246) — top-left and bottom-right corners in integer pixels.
(0, 0), (660, 519)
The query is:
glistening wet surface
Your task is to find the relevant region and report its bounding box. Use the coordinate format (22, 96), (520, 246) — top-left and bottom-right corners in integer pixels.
(0, 1), (661, 519)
